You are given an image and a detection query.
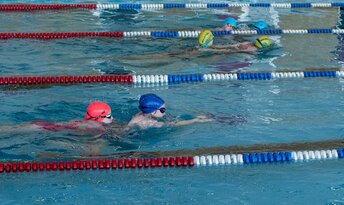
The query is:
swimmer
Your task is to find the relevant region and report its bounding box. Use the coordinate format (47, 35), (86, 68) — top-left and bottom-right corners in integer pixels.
(121, 31), (273, 64)
(223, 17), (237, 31)
(122, 30), (273, 65)
(197, 30), (273, 54)
(31, 101), (113, 134)
(0, 101), (113, 135)
(215, 19), (269, 31)
(215, 17), (237, 31)
(127, 93), (211, 129)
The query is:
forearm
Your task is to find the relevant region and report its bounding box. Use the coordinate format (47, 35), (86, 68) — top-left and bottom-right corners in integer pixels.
(211, 44), (238, 49)
(172, 119), (198, 126)
(199, 45), (240, 54)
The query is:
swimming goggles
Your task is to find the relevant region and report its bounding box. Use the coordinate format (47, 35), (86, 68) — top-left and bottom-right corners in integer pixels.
(86, 112), (112, 120)
(159, 107), (166, 113)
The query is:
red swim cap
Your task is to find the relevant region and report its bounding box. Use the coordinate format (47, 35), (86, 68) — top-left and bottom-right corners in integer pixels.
(84, 102), (112, 123)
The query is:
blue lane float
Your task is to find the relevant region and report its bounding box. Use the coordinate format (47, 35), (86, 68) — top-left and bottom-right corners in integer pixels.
(118, 4), (142, 9)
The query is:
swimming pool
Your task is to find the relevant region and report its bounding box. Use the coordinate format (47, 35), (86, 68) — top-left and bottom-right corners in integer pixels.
(1, 0), (344, 204)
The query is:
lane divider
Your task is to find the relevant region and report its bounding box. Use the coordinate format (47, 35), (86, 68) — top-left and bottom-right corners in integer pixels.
(0, 70), (341, 87)
(0, 3), (344, 11)
(0, 29), (344, 40)
(1, 148), (344, 174)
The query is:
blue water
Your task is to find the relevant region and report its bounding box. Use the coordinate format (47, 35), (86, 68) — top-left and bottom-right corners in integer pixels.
(1, 0), (344, 204)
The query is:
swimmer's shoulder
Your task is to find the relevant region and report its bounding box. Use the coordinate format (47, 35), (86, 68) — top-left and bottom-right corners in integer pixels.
(128, 113), (144, 126)
(128, 113), (164, 129)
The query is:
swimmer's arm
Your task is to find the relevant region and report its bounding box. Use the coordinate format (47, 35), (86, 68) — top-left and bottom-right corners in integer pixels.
(0, 125), (19, 132)
(211, 43), (252, 50)
(167, 47), (198, 58)
(210, 44), (240, 49)
(199, 45), (240, 54)
(123, 47), (198, 61)
(0, 123), (43, 133)
(202, 43), (257, 54)
(127, 120), (199, 128)
(123, 53), (170, 61)
(169, 119), (198, 126)
(167, 116), (212, 127)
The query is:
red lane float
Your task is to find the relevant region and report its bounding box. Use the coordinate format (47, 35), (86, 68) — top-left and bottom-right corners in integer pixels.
(0, 32), (124, 39)
(0, 75), (133, 86)
(0, 156), (194, 174)
(0, 4), (97, 11)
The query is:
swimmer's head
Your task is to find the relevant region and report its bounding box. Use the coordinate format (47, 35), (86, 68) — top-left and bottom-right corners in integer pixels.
(224, 24), (234, 31)
(223, 17), (237, 29)
(254, 36), (272, 49)
(254, 20), (269, 30)
(85, 102), (113, 124)
(139, 93), (166, 117)
(198, 30), (214, 48)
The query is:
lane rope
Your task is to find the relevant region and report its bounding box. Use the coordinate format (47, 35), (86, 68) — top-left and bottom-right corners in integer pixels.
(0, 70), (341, 87)
(0, 3), (343, 11)
(1, 148), (344, 174)
(0, 29), (344, 40)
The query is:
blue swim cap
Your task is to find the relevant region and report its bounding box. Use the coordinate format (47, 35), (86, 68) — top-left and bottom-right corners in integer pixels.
(223, 17), (237, 28)
(139, 93), (165, 114)
(254, 20), (269, 30)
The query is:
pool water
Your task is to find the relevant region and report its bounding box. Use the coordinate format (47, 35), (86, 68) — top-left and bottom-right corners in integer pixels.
(1, 0), (344, 204)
